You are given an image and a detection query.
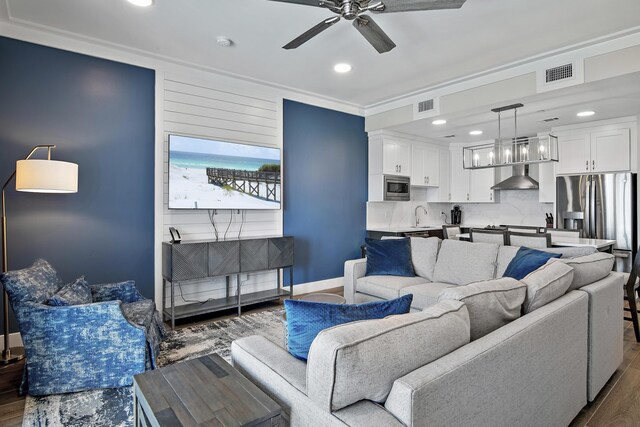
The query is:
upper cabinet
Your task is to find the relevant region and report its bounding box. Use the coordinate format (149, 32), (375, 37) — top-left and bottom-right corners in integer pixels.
(449, 147), (495, 203)
(556, 126), (632, 175)
(426, 149), (451, 202)
(590, 128), (631, 173)
(370, 138), (411, 177)
(411, 143), (439, 187)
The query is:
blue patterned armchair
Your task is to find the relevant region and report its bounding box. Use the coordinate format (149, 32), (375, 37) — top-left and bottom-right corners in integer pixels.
(1, 259), (166, 396)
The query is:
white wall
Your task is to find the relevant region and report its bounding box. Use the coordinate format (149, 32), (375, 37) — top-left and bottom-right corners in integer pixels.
(161, 75), (283, 307)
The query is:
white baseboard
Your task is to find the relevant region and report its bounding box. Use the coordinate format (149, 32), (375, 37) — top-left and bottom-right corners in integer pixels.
(286, 277), (343, 296)
(0, 332), (23, 351)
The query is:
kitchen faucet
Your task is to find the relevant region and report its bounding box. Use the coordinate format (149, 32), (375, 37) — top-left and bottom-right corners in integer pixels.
(415, 205), (428, 227)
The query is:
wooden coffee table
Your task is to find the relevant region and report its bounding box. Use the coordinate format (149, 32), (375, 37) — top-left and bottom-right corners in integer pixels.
(298, 292), (346, 304)
(134, 354), (281, 426)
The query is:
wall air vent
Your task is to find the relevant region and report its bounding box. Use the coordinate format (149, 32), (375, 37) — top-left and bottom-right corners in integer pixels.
(417, 99), (434, 113)
(413, 96), (440, 120)
(545, 63), (573, 83)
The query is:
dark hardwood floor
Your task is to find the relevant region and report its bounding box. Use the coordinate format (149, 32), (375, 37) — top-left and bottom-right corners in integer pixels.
(2, 289), (639, 426)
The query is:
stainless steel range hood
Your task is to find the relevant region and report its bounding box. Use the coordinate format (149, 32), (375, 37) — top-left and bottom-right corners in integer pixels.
(491, 164), (539, 190)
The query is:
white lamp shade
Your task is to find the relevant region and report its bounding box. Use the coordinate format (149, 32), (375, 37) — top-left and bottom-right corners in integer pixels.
(15, 159), (78, 193)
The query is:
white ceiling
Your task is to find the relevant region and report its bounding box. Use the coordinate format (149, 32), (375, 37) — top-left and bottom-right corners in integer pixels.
(390, 72), (640, 143)
(2, 0), (640, 107)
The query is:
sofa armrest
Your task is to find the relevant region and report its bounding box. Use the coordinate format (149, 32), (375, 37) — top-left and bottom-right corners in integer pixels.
(344, 258), (367, 304)
(17, 301), (147, 395)
(578, 272), (624, 401)
(89, 280), (143, 303)
(385, 292), (588, 427)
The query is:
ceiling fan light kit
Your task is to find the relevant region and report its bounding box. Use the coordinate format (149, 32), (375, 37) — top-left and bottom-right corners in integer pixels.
(271, 0), (467, 54)
(462, 103), (559, 171)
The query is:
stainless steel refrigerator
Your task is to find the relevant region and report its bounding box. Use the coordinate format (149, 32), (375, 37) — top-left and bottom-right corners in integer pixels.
(556, 173), (637, 272)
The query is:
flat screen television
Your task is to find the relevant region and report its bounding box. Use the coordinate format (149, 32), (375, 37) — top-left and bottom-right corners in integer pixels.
(168, 134), (281, 210)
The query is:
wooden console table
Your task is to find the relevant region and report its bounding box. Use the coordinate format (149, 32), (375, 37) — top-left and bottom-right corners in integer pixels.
(162, 236), (293, 329)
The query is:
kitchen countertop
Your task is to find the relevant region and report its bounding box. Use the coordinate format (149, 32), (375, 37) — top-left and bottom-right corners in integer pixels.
(367, 226), (444, 233)
(455, 233), (616, 249)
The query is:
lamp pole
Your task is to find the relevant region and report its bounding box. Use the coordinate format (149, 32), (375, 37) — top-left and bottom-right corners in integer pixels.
(1, 145), (55, 365)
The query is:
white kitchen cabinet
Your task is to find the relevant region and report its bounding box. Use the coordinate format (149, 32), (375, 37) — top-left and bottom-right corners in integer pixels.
(557, 133), (590, 175)
(538, 161), (556, 203)
(449, 147), (495, 203)
(411, 144), (439, 187)
(449, 148), (470, 202)
(375, 139), (411, 176)
(426, 149), (451, 202)
(556, 128), (631, 175)
(469, 167), (496, 202)
(590, 128), (631, 172)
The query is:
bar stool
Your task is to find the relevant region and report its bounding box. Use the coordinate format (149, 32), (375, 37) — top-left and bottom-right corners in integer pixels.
(624, 250), (640, 342)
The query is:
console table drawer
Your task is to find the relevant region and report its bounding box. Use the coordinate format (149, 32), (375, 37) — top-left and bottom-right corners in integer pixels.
(166, 242), (209, 281)
(240, 239), (269, 272)
(208, 241), (240, 276)
(269, 237), (294, 269)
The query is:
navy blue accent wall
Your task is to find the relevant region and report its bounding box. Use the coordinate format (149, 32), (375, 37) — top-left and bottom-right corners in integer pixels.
(0, 37), (155, 333)
(283, 100), (367, 284)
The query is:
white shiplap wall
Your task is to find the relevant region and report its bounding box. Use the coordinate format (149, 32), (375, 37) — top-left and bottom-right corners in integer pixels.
(162, 77), (283, 307)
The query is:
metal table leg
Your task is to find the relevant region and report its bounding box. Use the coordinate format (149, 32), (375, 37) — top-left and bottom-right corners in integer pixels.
(237, 274), (241, 316)
(171, 280), (175, 330)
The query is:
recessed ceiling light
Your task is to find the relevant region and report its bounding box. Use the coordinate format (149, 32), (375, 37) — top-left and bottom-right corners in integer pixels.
(334, 63), (352, 73)
(577, 111), (595, 117)
(432, 119), (447, 125)
(469, 130), (483, 136)
(127, 0), (153, 6)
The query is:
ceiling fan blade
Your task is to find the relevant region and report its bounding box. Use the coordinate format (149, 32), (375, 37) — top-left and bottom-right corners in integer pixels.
(353, 14), (396, 54)
(283, 16), (341, 49)
(373, 0), (466, 13)
(267, 0), (335, 8)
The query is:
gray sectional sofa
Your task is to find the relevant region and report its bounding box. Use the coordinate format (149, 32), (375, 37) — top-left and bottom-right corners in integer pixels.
(231, 238), (624, 427)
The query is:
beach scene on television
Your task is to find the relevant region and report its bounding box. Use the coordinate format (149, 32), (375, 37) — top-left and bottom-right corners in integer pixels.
(169, 135), (281, 210)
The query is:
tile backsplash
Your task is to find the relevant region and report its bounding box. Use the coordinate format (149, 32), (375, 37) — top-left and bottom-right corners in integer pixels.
(367, 190), (553, 229)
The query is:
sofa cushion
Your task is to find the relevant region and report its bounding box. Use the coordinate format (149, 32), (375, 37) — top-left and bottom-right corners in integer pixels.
(90, 280), (139, 303)
(503, 247), (561, 280)
(1, 259), (63, 305)
(496, 245), (598, 277)
(399, 282), (455, 309)
(410, 237), (441, 281)
(47, 276), (92, 306)
(306, 300), (470, 412)
(522, 261), (574, 313)
(548, 253), (615, 291)
(365, 238), (415, 277)
(284, 295), (413, 361)
(433, 240), (500, 285)
(357, 275), (428, 300)
(438, 277), (526, 340)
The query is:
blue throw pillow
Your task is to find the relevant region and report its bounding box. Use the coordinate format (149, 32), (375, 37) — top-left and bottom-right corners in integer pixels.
(48, 276), (93, 306)
(284, 294), (413, 361)
(503, 247), (562, 280)
(365, 237), (415, 277)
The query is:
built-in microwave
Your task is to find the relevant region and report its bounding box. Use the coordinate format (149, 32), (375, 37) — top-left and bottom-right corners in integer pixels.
(384, 175), (410, 201)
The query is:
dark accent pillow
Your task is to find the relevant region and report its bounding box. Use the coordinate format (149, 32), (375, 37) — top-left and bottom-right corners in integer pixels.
(284, 294), (413, 361)
(48, 276), (93, 306)
(90, 280), (139, 303)
(503, 247), (562, 280)
(365, 237), (415, 277)
(1, 259), (63, 304)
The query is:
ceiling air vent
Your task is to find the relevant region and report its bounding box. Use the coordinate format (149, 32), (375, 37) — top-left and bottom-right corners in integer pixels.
(417, 99), (434, 113)
(542, 117), (560, 123)
(443, 134), (456, 138)
(545, 63), (573, 83)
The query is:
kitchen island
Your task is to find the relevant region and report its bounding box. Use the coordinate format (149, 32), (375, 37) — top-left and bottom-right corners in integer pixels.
(455, 233), (616, 252)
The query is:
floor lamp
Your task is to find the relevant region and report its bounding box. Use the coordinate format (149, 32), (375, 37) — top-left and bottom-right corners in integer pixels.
(1, 145), (78, 365)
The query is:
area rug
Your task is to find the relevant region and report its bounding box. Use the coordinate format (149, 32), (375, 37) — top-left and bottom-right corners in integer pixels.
(22, 307), (285, 427)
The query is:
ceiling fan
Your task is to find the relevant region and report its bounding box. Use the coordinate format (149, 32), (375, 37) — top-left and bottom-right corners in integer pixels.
(268, 0), (467, 54)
